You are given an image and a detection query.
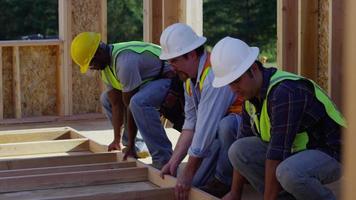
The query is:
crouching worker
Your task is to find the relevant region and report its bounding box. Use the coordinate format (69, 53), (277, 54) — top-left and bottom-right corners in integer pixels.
(71, 32), (185, 162)
(211, 36), (346, 200)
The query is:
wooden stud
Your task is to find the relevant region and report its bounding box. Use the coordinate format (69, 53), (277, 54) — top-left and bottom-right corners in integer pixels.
(143, 0), (163, 44)
(0, 152), (119, 170)
(58, 0), (72, 116)
(0, 40), (61, 47)
(0, 47), (3, 120)
(12, 46), (21, 119)
(342, 0), (356, 199)
(277, 0), (299, 73)
(298, 0), (319, 80)
(0, 130), (70, 144)
(179, 0), (203, 35)
(0, 167), (148, 193)
(0, 161), (136, 177)
(0, 138), (89, 157)
(330, 0), (344, 109)
(162, 0), (180, 28)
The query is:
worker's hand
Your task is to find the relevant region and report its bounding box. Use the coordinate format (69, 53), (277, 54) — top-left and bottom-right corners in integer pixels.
(160, 161), (178, 179)
(175, 172), (193, 200)
(123, 146), (138, 161)
(108, 140), (121, 152)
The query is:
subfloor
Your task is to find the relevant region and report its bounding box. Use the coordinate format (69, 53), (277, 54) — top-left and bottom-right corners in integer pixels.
(0, 118), (340, 199)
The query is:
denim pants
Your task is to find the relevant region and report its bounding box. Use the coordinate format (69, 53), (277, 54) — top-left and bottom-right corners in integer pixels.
(215, 113), (241, 186)
(228, 137), (341, 200)
(100, 89), (148, 152)
(129, 79), (173, 167)
(191, 114), (241, 187)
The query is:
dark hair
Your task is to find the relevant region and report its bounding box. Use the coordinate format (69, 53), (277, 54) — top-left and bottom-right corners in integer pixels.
(182, 45), (205, 59)
(246, 60), (264, 78)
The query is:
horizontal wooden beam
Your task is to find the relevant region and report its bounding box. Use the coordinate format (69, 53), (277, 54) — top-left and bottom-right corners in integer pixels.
(0, 130), (70, 144)
(0, 138), (89, 157)
(0, 161), (137, 177)
(0, 167), (148, 193)
(0, 152), (119, 170)
(0, 39), (62, 47)
(47, 187), (175, 200)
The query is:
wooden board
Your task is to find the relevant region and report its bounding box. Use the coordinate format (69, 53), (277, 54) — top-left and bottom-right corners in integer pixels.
(0, 127), (218, 200)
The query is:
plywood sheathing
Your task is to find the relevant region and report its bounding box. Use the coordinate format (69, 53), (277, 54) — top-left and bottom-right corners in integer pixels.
(2, 47), (14, 118)
(20, 46), (58, 117)
(71, 0), (103, 114)
(317, 0), (330, 91)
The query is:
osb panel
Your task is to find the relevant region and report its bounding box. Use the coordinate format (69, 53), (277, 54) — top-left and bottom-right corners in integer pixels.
(2, 47), (14, 118)
(19, 46), (57, 117)
(71, 0), (102, 114)
(318, 0), (329, 91)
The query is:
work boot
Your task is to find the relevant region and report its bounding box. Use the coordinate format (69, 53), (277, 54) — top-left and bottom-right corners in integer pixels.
(199, 177), (230, 198)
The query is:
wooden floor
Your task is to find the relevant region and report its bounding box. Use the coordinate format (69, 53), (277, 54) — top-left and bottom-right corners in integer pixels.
(0, 118), (340, 199)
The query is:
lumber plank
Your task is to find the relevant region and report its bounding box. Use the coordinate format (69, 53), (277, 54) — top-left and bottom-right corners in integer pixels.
(0, 167), (148, 193)
(0, 130), (70, 144)
(12, 46), (21, 119)
(0, 152), (119, 170)
(0, 182), (159, 200)
(0, 161), (136, 177)
(0, 138), (89, 157)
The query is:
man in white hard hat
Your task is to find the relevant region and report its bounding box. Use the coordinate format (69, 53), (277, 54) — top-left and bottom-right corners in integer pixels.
(71, 32), (184, 164)
(211, 36), (345, 200)
(159, 23), (243, 199)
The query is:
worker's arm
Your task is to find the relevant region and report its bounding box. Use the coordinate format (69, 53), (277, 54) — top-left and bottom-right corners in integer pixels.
(175, 155), (203, 200)
(222, 169), (248, 200)
(264, 159), (282, 200)
(122, 89), (139, 160)
(107, 89), (125, 151)
(160, 129), (194, 178)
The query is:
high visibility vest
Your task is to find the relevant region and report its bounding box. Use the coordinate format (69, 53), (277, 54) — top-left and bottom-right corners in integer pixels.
(245, 70), (347, 153)
(101, 41), (161, 90)
(185, 53), (243, 114)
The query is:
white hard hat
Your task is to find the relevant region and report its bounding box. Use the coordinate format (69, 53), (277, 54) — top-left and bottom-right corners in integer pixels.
(211, 36), (259, 88)
(159, 23), (207, 60)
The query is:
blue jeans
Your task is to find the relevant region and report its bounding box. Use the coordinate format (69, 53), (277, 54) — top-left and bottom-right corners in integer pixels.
(228, 137), (341, 200)
(215, 113), (241, 186)
(129, 79), (172, 167)
(192, 114), (241, 187)
(101, 89), (148, 152)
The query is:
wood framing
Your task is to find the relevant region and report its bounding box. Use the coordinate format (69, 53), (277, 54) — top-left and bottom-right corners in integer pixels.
(0, 47), (2, 120)
(298, 0), (318, 80)
(277, 0), (299, 73)
(0, 127), (218, 199)
(12, 46), (21, 119)
(342, 0), (356, 199)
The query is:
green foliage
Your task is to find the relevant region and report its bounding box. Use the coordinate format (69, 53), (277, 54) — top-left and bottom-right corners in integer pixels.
(203, 0), (277, 62)
(0, 0), (58, 40)
(107, 0), (143, 43)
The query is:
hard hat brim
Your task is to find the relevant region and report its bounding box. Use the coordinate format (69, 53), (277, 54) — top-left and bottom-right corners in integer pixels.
(212, 47), (259, 88)
(159, 36), (207, 60)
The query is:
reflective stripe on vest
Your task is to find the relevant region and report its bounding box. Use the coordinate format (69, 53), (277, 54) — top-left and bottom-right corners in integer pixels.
(101, 41), (161, 90)
(185, 53), (243, 114)
(245, 70), (347, 153)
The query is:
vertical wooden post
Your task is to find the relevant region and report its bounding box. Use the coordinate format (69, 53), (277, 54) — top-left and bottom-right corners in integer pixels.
(99, 0), (107, 113)
(58, 0), (72, 116)
(343, 0), (356, 199)
(277, 0), (299, 73)
(143, 0), (163, 44)
(0, 47), (3, 120)
(330, 0), (344, 109)
(162, 0), (180, 28)
(180, 0), (203, 35)
(12, 46), (21, 119)
(298, 0), (318, 80)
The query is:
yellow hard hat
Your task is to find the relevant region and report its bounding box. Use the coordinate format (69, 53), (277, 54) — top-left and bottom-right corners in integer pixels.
(71, 32), (101, 73)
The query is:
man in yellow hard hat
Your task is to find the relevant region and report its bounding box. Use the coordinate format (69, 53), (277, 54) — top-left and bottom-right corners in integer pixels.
(211, 36), (345, 200)
(71, 32), (184, 163)
(159, 23), (244, 199)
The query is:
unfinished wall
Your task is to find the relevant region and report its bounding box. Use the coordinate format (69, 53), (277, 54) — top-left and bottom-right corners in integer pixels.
(2, 47), (14, 118)
(71, 0), (104, 114)
(20, 46), (58, 117)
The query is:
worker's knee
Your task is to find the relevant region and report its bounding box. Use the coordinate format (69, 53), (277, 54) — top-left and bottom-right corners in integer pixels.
(217, 115), (238, 144)
(228, 140), (249, 170)
(276, 162), (305, 192)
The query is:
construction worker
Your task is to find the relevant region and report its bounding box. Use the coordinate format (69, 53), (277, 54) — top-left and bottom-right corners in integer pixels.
(211, 36), (346, 200)
(158, 23), (243, 199)
(70, 32), (184, 162)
